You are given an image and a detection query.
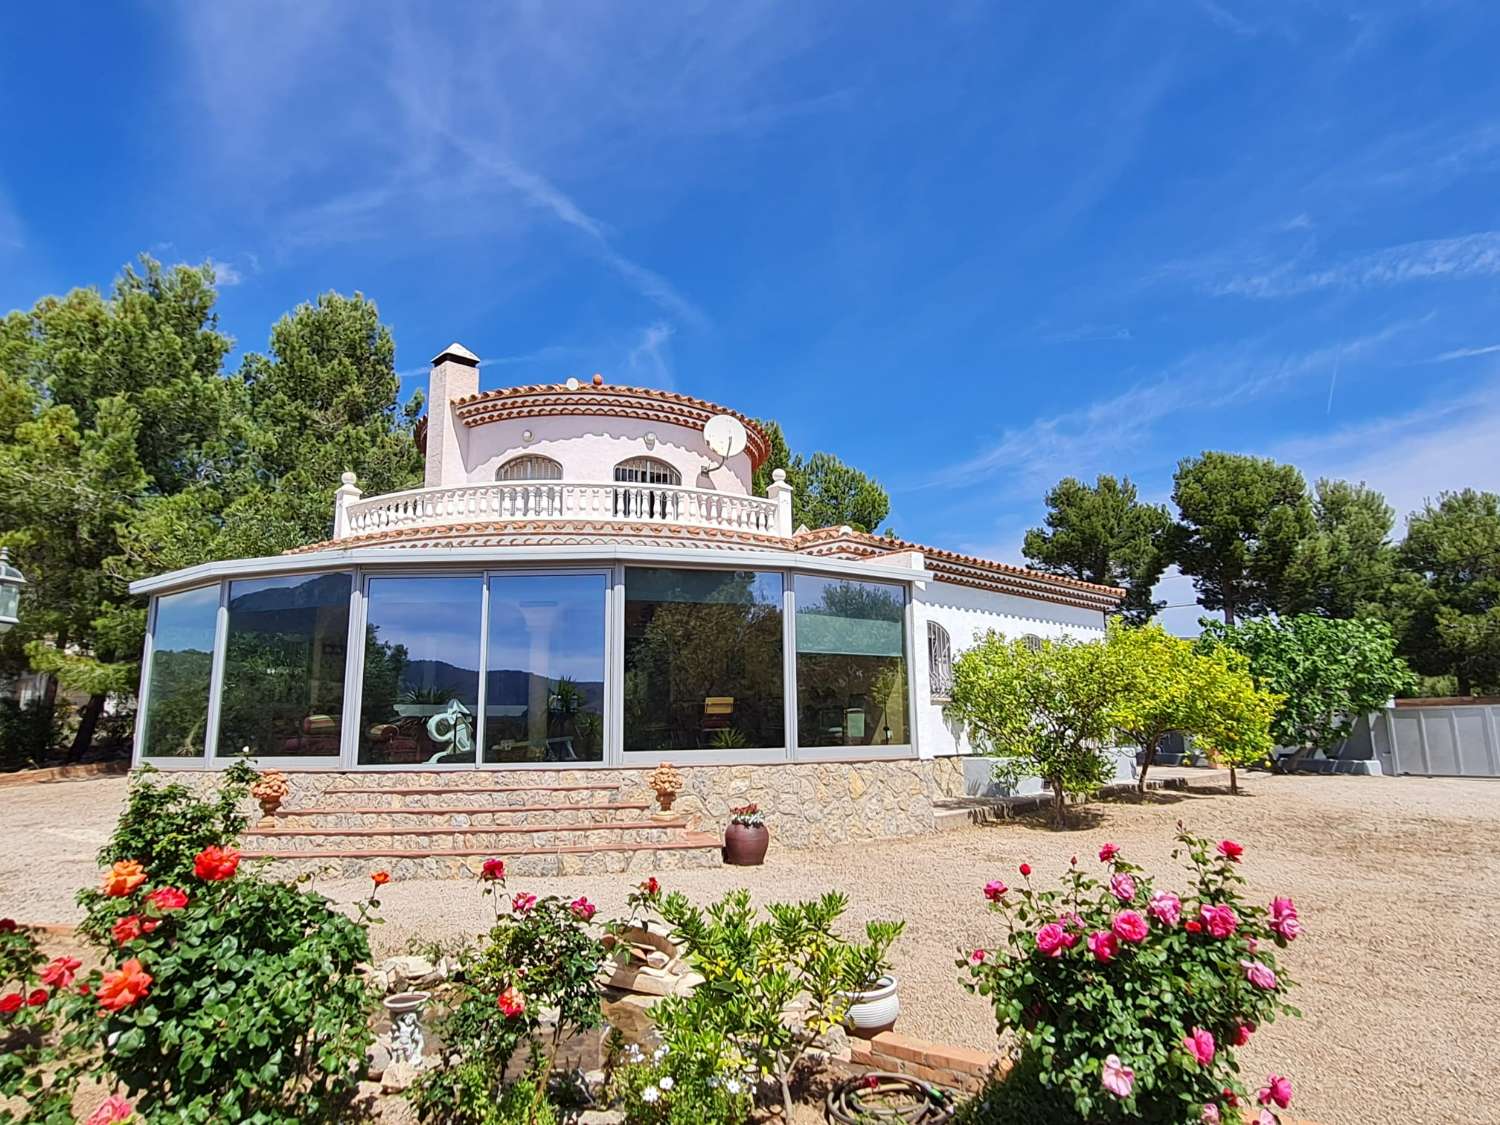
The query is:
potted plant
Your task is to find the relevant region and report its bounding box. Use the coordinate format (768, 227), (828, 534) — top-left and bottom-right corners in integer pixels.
(723, 803), (769, 866)
(841, 919), (906, 1035)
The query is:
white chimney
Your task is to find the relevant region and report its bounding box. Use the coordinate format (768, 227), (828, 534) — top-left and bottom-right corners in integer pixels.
(424, 342), (480, 488)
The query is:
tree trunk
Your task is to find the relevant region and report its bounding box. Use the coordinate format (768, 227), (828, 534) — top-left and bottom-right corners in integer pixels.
(1223, 602), (1235, 626)
(1136, 735), (1159, 795)
(65, 693), (106, 763)
(1051, 780), (1067, 829)
(1228, 765), (1239, 795)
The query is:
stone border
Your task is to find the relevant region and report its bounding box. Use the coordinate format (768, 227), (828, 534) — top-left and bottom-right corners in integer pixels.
(847, 1030), (1006, 1093)
(0, 760), (128, 789)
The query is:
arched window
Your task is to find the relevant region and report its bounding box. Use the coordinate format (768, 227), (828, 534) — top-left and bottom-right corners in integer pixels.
(496, 455), (562, 482)
(613, 457), (681, 485)
(927, 621), (953, 700)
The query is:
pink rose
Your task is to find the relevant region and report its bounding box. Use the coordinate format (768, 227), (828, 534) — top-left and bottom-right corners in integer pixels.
(511, 892), (537, 914)
(1148, 891), (1181, 927)
(969, 948), (987, 965)
(1111, 910), (1149, 944)
(1100, 1054), (1134, 1098)
(569, 896), (597, 922)
(1036, 922), (1071, 958)
(1182, 1027), (1215, 1066)
(1201, 1104), (1222, 1124)
(984, 880), (1008, 902)
(1241, 959), (1279, 991)
(84, 1096), (134, 1125)
(1199, 903), (1238, 939)
(1258, 1074), (1293, 1109)
(1087, 931), (1119, 963)
(1270, 913), (1302, 941)
(1098, 842), (1120, 862)
(1109, 873), (1137, 902)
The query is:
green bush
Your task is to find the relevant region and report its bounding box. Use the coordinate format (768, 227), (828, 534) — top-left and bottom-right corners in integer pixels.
(408, 877), (603, 1125)
(0, 698), (63, 772)
(2, 766), (377, 1124)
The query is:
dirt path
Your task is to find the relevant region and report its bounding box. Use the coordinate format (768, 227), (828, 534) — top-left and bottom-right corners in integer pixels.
(4, 773), (1496, 1124)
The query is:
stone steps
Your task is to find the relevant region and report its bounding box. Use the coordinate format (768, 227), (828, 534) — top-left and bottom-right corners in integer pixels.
(248, 774), (721, 879)
(271, 802), (653, 828)
(242, 832), (725, 881)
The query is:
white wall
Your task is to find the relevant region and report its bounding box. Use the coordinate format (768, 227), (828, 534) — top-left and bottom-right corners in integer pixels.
(460, 414), (755, 494)
(911, 579), (1107, 760)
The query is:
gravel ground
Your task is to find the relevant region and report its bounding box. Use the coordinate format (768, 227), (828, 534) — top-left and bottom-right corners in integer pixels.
(4, 772), (1497, 1124)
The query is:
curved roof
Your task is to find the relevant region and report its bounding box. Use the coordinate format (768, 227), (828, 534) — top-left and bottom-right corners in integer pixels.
(450, 382), (772, 468)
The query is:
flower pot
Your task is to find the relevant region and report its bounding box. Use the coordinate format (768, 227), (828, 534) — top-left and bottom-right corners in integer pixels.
(844, 974), (900, 1036)
(723, 822), (769, 866)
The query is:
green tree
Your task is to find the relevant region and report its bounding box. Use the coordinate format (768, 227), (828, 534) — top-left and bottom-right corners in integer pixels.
(214, 292), (424, 558)
(1281, 479), (1396, 618)
(1386, 490), (1500, 695)
(947, 632), (1117, 827)
(1170, 451), (1314, 623)
(752, 419), (889, 533)
(0, 259), (237, 759)
(1198, 615), (1414, 769)
(1023, 475), (1172, 624)
(1102, 622), (1278, 794)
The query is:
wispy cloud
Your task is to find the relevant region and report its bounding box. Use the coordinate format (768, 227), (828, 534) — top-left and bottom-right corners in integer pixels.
(1426, 343), (1500, 363)
(920, 321), (1413, 496)
(1194, 0), (1257, 37)
(1210, 231), (1500, 299)
(208, 259), (243, 287)
(625, 321), (676, 388)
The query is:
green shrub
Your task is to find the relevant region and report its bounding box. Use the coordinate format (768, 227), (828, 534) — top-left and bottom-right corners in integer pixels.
(408, 875), (603, 1125)
(2, 767), (376, 1124)
(0, 698), (63, 772)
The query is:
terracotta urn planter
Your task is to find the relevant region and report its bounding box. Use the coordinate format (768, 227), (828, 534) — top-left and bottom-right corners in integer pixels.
(724, 806), (769, 865)
(648, 762), (685, 820)
(248, 769), (290, 828)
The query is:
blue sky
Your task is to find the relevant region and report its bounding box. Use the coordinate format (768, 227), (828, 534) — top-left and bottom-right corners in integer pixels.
(4, 3), (1500, 630)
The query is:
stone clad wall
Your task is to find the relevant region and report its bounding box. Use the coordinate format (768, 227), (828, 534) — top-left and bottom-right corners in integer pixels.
(162, 758), (969, 849)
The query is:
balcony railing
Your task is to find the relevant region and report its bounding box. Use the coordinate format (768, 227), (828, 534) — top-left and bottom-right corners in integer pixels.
(338, 480), (786, 540)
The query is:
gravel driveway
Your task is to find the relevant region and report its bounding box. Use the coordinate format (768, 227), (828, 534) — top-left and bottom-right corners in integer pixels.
(3, 772), (1496, 1124)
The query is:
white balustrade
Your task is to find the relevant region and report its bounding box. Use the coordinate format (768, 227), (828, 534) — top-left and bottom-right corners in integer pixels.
(340, 480), (783, 539)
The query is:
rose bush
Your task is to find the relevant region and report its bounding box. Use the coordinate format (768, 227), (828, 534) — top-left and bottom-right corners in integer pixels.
(959, 827), (1302, 1124)
(0, 767), (376, 1124)
(407, 862), (604, 1125)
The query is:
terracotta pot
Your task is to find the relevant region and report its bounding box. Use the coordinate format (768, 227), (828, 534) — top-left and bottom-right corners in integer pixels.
(723, 822), (769, 866)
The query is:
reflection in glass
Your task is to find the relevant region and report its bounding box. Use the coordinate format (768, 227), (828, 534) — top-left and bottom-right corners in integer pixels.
(795, 576), (908, 748)
(218, 573), (351, 758)
(141, 586), (219, 758)
(623, 568), (784, 752)
(484, 573), (607, 764)
(359, 577), (482, 765)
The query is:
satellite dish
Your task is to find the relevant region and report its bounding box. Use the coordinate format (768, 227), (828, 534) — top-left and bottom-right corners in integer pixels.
(703, 414), (748, 464)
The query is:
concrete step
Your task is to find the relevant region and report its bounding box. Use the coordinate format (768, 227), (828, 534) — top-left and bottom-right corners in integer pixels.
(271, 802), (653, 829)
(309, 782), (626, 811)
(245, 818), (693, 853)
(243, 832), (725, 880)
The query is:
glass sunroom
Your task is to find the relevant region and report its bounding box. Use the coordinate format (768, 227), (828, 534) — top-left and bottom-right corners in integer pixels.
(133, 551), (921, 771)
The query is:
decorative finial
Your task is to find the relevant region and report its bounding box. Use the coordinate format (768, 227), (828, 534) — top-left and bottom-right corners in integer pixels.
(340, 471), (357, 487)
(772, 468), (786, 483)
(592, 372), (604, 386)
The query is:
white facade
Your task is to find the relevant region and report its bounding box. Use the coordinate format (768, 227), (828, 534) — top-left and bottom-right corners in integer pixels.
(911, 579), (1108, 760)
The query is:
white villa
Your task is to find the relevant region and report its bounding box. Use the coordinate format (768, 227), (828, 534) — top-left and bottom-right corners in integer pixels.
(128, 344), (1122, 875)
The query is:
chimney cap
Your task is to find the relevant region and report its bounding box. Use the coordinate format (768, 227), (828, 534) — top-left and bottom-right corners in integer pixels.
(431, 342), (480, 367)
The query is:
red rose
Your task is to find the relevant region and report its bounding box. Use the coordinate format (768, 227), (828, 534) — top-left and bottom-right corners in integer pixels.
(371, 871), (390, 886)
(40, 956), (81, 990)
(1185, 920), (1203, 934)
(497, 986), (524, 1017)
(1019, 863), (1032, 877)
(0, 919), (16, 933)
(640, 877), (660, 895)
(481, 859), (506, 882)
(146, 886), (188, 913)
(0, 992), (22, 1014)
(1216, 840), (1244, 862)
(1098, 842), (1120, 862)
(26, 989), (47, 1007)
(194, 845), (240, 881)
(112, 915), (144, 946)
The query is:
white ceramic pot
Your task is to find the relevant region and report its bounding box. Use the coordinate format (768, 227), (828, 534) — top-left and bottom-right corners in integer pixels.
(844, 974), (900, 1035)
